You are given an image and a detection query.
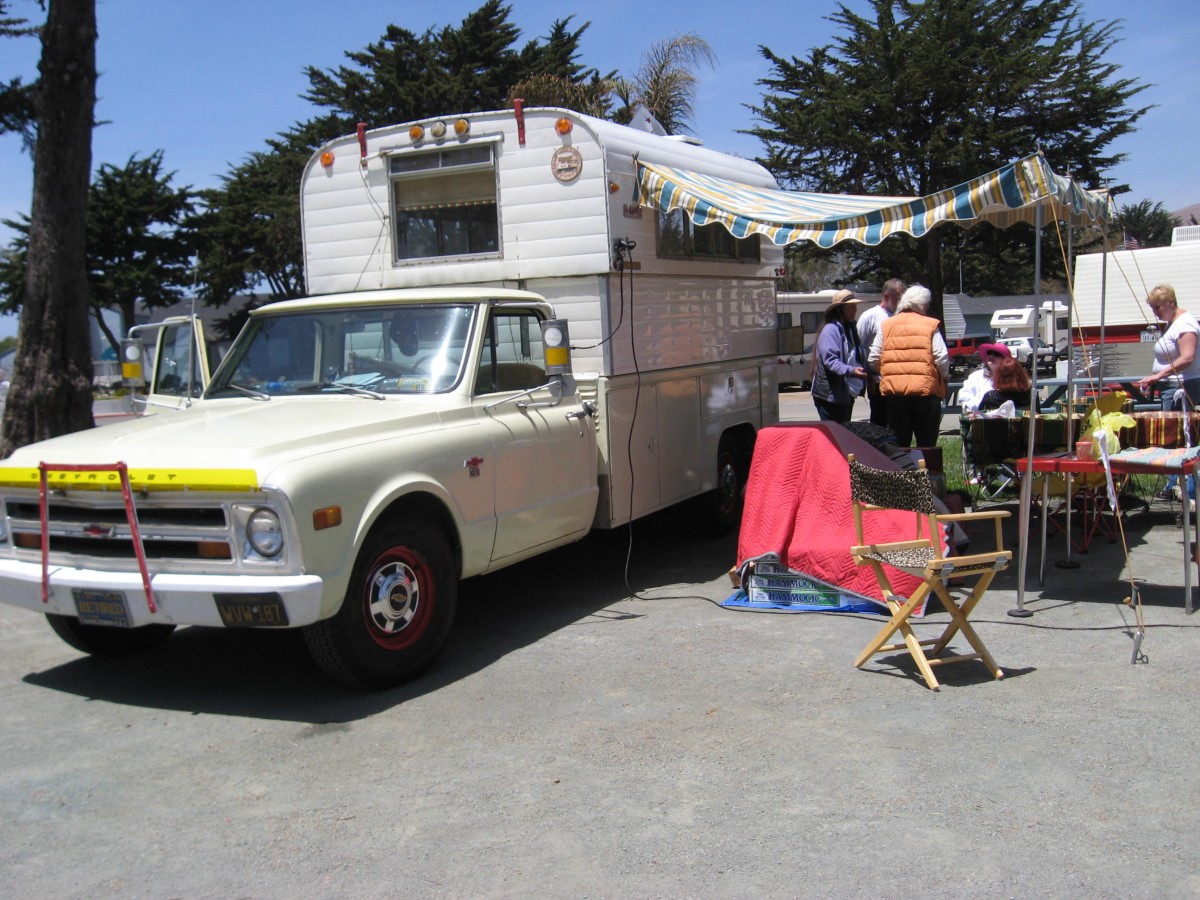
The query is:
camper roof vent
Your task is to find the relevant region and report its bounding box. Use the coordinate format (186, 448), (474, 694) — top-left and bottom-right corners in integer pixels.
(1172, 225), (1200, 245)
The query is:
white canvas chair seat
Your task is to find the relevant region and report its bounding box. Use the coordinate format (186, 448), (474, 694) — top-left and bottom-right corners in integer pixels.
(848, 454), (1013, 691)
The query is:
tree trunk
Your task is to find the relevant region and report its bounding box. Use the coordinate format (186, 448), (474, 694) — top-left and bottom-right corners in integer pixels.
(925, 235), (945, 331)
(0, 0), (97, 458)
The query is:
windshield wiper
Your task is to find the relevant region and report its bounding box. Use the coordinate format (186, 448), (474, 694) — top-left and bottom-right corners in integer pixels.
(316, 381), (386, 400)
(225, 382), (271, 400)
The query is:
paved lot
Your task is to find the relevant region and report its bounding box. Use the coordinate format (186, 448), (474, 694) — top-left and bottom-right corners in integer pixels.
(2, 394), (1199, 897)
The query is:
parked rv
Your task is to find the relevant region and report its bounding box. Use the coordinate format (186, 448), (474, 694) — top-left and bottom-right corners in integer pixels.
(0, 108), (782, 689)
(990, 301), (1068, 372)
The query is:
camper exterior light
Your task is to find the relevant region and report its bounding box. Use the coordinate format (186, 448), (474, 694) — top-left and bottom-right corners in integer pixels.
(408, 124), (425, 142)
(555, 117), (572, 136)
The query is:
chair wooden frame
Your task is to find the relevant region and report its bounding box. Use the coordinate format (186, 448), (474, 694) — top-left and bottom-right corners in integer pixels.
(848, 454), (1013, 691)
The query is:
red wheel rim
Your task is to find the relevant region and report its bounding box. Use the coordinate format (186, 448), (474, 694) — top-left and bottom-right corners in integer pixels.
(361, 546), (435, 650)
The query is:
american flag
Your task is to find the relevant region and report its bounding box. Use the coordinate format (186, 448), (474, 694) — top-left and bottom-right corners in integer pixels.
(1123, 232), (1140, 250)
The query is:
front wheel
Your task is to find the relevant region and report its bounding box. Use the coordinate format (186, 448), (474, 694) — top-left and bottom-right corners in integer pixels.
(304, 520), (457, 689)
(45, 614), (175, 657)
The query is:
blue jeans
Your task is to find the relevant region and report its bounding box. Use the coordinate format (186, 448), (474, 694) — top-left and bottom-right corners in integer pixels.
(1161, 377), (1200, 411)
(1161, 379), (1200, 491)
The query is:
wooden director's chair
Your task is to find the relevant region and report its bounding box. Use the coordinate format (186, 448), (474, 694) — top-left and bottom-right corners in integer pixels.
(847, 454), (1012, 691)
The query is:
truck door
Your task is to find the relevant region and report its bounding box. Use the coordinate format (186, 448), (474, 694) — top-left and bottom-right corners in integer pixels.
(138, 317), (218, 410)
(474, 309), (598, 563)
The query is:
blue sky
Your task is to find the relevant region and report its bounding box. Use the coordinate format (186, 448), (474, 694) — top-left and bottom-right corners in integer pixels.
(1, 0), (1197, 335)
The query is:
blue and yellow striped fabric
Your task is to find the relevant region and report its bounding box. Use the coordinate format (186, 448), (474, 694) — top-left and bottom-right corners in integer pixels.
(635, 153), (1115, 248)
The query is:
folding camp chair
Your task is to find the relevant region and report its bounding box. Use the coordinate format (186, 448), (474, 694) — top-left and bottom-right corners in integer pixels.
(961, 415), (1025, 505)
(848, 454), (1012, 691)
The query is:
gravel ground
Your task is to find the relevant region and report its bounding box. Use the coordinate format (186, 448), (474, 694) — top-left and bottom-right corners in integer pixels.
(2, 397), (1199, 897)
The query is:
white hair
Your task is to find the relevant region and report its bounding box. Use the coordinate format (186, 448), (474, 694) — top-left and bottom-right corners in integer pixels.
(896, 285), (932, 314)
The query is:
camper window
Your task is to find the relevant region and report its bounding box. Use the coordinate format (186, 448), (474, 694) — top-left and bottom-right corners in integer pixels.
(389, 147), (499, 261)
(656, 208), (759, 262)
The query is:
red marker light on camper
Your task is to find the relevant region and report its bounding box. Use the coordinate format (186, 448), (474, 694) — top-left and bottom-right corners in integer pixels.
(409, 124), (425, 142)
(555, 117), (573, 136)
(319, 151), (334, 168)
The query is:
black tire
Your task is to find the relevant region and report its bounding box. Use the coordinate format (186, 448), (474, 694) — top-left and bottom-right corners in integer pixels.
(304, 519), (457, 689)
(44, 614), (175, 657)
(704, 434), (746, 536)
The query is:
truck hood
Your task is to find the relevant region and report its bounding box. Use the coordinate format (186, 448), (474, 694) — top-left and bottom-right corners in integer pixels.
(0, 396), (453, 484)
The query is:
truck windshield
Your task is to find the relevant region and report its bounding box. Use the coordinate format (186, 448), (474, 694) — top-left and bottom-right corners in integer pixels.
(206, 305), (475, 398)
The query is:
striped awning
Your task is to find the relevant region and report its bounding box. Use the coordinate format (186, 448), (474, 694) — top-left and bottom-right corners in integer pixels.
(635, 153), (1115, 248)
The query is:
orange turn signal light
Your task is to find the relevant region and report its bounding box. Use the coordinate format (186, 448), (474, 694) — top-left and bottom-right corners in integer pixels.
(313, 506), (343, 531)
(197, 541), (232, 560)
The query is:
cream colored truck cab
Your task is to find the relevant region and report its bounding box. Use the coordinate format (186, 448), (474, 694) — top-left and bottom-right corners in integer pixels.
(0, 287), (599, 688)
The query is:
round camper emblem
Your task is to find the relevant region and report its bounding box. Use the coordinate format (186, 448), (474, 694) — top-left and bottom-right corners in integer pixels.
(551, 146), (583, 182)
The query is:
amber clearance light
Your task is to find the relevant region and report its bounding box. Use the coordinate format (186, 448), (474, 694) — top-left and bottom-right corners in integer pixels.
(555, 117), (573, 136)
(319, 151), (335, 168)
(313, 506), (342, 531)
(409, 124), (426, 142)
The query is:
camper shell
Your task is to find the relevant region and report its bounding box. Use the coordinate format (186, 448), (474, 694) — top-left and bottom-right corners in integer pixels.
(300, 107), (783, 524)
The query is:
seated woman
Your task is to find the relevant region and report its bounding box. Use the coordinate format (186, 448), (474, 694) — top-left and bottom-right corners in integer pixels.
(977, 357), (1038, 413)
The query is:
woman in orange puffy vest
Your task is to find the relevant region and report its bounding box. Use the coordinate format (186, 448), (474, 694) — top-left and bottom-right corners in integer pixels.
(868, 285), (949, 447)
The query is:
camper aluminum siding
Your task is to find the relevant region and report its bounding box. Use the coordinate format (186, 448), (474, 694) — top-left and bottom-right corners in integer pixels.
(1073, 242), (1200, 338)
(299, 108), (783, 378)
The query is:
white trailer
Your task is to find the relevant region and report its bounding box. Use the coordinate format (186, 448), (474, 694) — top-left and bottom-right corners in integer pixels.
(1072, 226), (1200, 340)
(300, 107), (784, 526)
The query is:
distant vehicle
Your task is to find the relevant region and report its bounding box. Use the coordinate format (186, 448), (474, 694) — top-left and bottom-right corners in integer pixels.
(947, 335), (991, 360)
(1000, 336), (1058, 372)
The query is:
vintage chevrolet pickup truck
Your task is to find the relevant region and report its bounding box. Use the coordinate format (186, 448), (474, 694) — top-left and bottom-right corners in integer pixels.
(0, 108), (782, 687)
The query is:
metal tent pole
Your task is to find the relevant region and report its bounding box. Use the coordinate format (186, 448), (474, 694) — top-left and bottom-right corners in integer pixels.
(1012, 204), (1044, 617)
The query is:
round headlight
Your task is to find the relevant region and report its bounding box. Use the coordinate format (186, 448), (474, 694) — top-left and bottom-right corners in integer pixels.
(246, 508), (284, 557)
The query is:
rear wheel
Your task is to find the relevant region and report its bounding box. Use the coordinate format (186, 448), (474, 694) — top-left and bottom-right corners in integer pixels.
(45, 614), (175, 657)
(304, 519), (457, 689)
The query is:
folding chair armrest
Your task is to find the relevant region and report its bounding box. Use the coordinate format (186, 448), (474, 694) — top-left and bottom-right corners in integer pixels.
(936, 510), (1011, 523)
(944, 549), (1013, 567)
(936, 509), (1010, 550)
(851, 538), (933, 555)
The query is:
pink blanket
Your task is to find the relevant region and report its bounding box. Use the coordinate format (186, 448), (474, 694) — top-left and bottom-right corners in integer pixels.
(737, 423), (933, 609)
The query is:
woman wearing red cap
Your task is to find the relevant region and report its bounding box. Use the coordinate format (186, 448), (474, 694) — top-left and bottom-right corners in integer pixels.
(959, 342), (1012, 413)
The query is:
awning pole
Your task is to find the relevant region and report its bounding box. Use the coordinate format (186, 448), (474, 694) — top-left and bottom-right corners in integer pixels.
(1011, 203), (1043, 617)
(1058, 222), (1080, 570)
